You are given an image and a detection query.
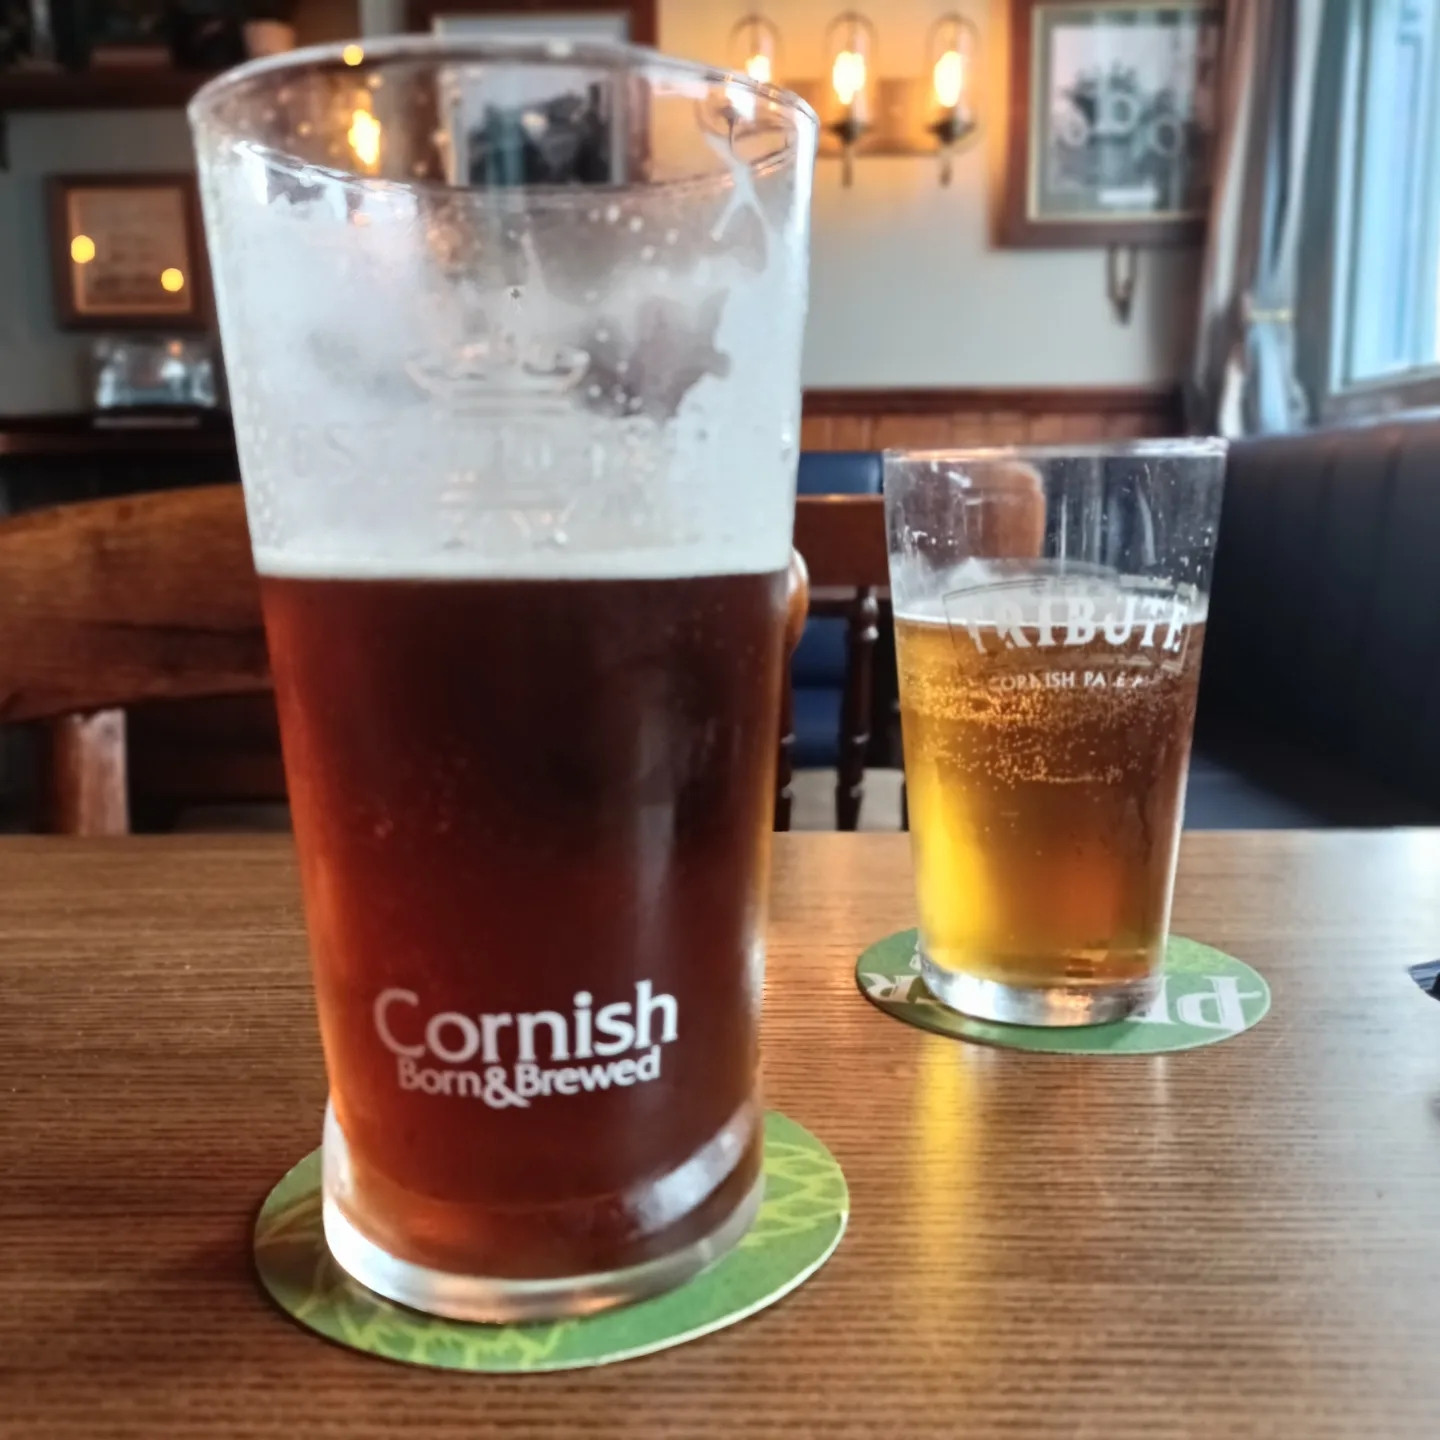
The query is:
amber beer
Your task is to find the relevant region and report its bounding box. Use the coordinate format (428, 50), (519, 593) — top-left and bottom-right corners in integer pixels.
(896, 581), (1206, 1004)
(261, 566), (786, 1297)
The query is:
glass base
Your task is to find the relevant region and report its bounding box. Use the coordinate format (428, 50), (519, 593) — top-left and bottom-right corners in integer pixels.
(920, 951), (1159, 1027)
(322, 1170), (764, 1325)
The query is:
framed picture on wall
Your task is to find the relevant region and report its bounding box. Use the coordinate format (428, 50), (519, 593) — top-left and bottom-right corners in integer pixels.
(47, 175), (208, 330)
(1002, 0), (1223, 247)
(418, 7), (651, 186)
(403, 1), (656, 45)
(434, 14), (631, 186)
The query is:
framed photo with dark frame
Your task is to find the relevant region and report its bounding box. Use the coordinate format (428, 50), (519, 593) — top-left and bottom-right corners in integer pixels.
(404, 1), (657, 46)
(47, 174), (209, 330)
(418, 7), (653, 187)
(1002, 0), (1223, 247)
(433, 13), (633, 186)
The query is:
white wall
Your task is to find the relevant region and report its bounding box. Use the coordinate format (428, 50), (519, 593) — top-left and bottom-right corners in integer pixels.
(662, 0), (1201, 389)
(0, 0), (1200, 413)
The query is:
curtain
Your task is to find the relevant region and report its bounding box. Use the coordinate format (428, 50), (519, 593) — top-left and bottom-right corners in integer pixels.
(1188, 0), (1331, 436)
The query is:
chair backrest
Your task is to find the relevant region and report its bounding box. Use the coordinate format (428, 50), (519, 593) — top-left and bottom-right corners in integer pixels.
(792, 494), (887, 588)
(1, 485), (846, 835)
(783, 494), (888, 830)
(0, 484), (267, 835)
(791, 473), (884, 720)
(0, 483), (266, 724)
(796, 451), (883, 497)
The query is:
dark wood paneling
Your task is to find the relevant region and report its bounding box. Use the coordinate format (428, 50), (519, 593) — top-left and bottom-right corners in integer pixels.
(0, 412), (236, 460)
(802, 385), (1181, 416)
(800, 386), (1182, 452)
(0, 69), (220, 112)
(0, 388), (1179, 469)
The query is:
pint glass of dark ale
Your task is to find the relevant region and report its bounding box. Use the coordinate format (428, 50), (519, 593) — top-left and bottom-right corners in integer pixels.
(885, 444), (1226, 1027)
(190, 39), (816, 1319)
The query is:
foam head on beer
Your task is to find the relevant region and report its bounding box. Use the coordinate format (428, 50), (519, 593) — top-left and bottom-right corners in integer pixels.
(194, 52), (811, 587)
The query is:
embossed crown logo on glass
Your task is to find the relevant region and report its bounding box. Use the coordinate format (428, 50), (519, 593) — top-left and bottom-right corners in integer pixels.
(406, 325), (590, 414)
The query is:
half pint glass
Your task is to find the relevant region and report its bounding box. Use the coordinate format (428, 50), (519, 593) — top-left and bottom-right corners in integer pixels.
(885, 443), (1226, 1026)
(191, 39), (816, 1319)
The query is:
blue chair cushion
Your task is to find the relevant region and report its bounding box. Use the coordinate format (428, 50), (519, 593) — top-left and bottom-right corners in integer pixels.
(793, 685), (843, 768)
(796, 451), (883, 495)
(792, 615), (847, 686)
(789, 450), (883, 774)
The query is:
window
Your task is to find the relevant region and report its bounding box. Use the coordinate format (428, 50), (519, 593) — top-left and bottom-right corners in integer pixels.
(1326, 0), (1440, 416)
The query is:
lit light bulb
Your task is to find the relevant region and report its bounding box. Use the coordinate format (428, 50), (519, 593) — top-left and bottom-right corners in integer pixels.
(926, 14), (979, 184)
(831, 49), (867, 106)
(729, 15), (780, 92)
(933, 49), (965, 110)
(70, 234), (96, 264)
(160, 268), (185, 293)
(348, 107), (381, 168)
(744, 52), (772, 85)
(341, 44), (364, 67)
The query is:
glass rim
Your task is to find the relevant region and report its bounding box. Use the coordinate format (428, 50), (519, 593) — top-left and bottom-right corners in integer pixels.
(883, 438), (1228, 466)
(189, 32), (819, 135)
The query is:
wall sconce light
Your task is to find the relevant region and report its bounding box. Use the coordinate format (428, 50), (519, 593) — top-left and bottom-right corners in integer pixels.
(782, 10), (981, 188)
(825, 12), (876, 186)
(729, 14), (780, 86)
(928, 13), (979, 186)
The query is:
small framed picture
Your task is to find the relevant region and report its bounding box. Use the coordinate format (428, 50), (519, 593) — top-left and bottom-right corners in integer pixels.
(1003, 0), (1223, 247)
(48, 175), (208, 329)
(426, 10), (639, 187)
(405, 1), (656, 45)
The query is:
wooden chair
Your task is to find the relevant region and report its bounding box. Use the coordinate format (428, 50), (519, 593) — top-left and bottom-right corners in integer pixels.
(779, 494), (889, 831)
(0, 485), (830, 836)
(0, 485), (267, 834)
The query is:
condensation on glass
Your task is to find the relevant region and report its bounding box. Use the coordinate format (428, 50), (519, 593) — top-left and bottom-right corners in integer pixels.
(884, 441), (1226, 1027)
(191, 37), (816, 1320)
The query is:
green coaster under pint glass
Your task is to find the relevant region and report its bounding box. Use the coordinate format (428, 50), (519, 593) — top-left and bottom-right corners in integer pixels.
(884, 442), (1226, 1027)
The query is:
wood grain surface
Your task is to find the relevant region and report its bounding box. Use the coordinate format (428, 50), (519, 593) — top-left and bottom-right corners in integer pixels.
(3, 831), (1440, 1438)
(36, 709), (130, 835)
(799, 386), (1181, 452)
(792, 495), (888, 590)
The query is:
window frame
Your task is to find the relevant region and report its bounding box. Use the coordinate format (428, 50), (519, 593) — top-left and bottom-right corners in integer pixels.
(1319, 0), (1440, 422)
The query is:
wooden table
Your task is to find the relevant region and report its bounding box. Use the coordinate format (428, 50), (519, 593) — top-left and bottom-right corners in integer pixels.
(4, 832), (1440, 1438)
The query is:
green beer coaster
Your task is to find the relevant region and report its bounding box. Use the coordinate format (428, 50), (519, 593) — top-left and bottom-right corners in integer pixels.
(857, 930), (1269, 1054)
(253, 1110), (846, 1372)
